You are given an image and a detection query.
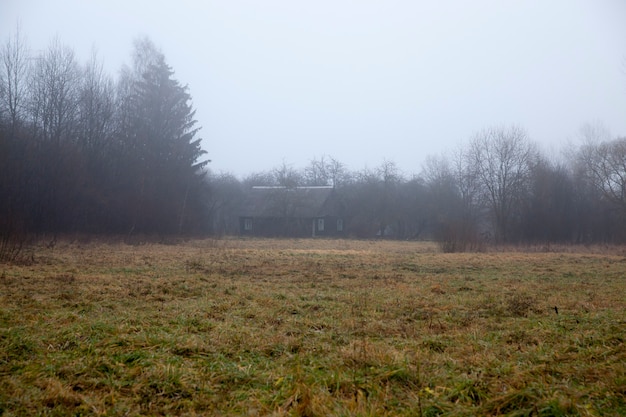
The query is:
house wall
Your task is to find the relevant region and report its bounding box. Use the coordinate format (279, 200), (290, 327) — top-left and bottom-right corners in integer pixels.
(239, 216), (314, 237)
(313, 216), (343, 237)
(239, 215), (344, 237)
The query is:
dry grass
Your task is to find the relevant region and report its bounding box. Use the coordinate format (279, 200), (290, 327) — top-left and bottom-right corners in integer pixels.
(0, 237), (625, 416)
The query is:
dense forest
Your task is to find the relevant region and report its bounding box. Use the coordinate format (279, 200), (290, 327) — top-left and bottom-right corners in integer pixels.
(1, 33), (626, 250)
(0, 34), (208, 241)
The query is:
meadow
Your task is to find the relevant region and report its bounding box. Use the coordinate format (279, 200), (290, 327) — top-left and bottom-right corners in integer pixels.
(0, 238), (625, 416)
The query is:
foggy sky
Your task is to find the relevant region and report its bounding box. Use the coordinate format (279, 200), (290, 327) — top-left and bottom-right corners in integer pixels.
(2, 0), (626, 177)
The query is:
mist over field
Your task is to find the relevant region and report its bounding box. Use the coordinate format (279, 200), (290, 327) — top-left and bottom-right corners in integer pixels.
(1, 3), (626, 242)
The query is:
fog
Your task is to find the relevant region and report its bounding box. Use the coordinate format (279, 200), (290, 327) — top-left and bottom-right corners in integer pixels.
(2, 0), (626, 177)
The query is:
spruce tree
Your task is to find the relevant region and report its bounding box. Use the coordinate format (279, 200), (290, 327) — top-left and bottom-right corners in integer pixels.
(117, 39), (208, 234)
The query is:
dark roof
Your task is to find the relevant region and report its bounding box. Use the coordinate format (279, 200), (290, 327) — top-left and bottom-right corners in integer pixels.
(240, 186), (335, 218)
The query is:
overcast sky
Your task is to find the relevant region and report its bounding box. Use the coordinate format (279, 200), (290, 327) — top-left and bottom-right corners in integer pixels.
(2, 0), (626, 177)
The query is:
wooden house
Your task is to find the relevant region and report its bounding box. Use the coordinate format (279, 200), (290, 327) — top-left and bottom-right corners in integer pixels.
(239, 186), (345, 237)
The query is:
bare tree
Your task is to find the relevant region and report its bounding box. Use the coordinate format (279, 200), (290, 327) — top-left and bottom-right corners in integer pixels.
(206, 172), (245, 235)
(242, 170), (276, 187)
(304, 155), (331, 186)
(273, 160), (303, 188)
(376, 160), (403, 236)
(421, 154), (483, 251)
(78, 49), (114, 156)
(523, 158), (577, 242)
(468, 125), (538, 243)
(28, 37), (80, 143)
(0, 26), (32, 246)
(326, 156), (352, 188)
(344, 161), (403, 237)
(303, 155), (350, 188)
(580, 137), (626, 213)
(0, 24), (30, 135)
(395, 176), (429, 239)
(19, 38), (83, 233)
(578, 121), (612, 146)
(451, 148), (483, 223)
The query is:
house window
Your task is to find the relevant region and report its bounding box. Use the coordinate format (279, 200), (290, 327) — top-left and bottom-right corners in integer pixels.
(337, 218), (343, 232)
(317, 218), (325, 232)
(244, 218), (253, 231)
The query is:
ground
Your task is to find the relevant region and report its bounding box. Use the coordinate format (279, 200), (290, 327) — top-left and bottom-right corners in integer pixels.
(0, 238), (625, 416)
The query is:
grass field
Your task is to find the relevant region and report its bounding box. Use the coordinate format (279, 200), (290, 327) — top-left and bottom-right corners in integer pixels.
(1, 238), (625, 416)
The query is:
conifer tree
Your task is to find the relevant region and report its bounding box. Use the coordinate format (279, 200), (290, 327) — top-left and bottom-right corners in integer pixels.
(117, 38), (208, 234)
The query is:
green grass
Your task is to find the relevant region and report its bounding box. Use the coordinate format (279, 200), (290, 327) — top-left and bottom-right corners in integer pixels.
(0, 238), (625, 416)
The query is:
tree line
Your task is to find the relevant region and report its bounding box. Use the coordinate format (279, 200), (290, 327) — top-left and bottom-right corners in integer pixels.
(207, 124), (626, 248)
(0, 31), (208, 242)
(2, 31), (625, 249)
